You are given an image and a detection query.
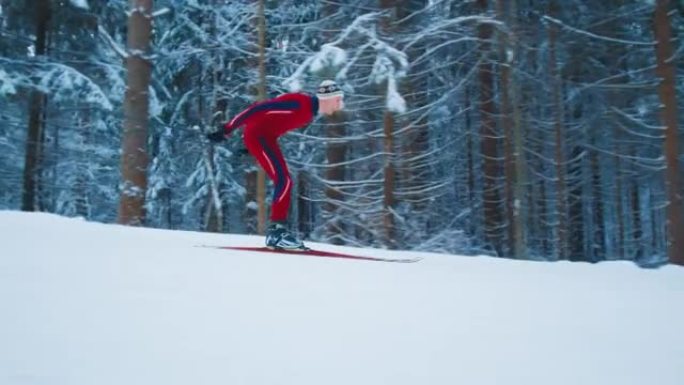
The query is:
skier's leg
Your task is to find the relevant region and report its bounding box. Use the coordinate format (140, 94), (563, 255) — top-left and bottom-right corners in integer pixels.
(258, 136), (292, 223)
(243, 125), (304, 249)
(242, 131), (292, 223)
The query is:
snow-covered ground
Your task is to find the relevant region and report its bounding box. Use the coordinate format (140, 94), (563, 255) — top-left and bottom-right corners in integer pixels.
(1, 211), (683, 385)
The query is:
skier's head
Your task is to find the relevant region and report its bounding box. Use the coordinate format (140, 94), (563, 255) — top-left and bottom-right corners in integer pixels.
(316, 80), (344, 116)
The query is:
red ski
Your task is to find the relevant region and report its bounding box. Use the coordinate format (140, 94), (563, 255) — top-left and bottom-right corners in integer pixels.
(206, 246), (421, 263)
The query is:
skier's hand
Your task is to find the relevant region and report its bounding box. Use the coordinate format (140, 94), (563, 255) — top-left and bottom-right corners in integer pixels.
(234, 146), (249, 157)
(207, 130), (226, 143)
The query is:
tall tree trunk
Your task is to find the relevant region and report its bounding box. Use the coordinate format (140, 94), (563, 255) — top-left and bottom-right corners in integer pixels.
(588, 135), (605, 261)
(539, 175), (549, 256)
(383, 110), (396, 247)
(630, 140), (643, 259)
(325, 111), (346, 245)
(509, 0), (528, 260)
(297, 171), (312, 238)
(631, 174), (643, 259)
(614, 118), (625, 259)
(566, 59), (585, 261)
(567, 143), (585, 260)
(380, 0), (397, 248)
(243, 0), (268, 234)
(653, 0), (684, 265)
(255, 0), (267, 234)
(496, 0), (526, 258)
(22, 0), (51, 212)
(548, 0), (568, 259)
(465, 87), (476, 238)
(477, 0), (503, 255)
(118, 0), (153, 225)
(75, 106), (91, 218)
(606, 26), (630, 260)
(321, 1), (347, 245)
(497, 0), (514, 258)
(398, 0), (429, 226)
(205, 2), (227, 233)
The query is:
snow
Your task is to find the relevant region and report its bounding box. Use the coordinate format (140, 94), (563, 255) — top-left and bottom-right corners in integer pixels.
(97, 25), (128, 59)
(386, 76), (407, 113)
(284, 77), (302, 92)
(151, 8), (172, 18)
(283, 44), (346, 92)
(1, 211), (683, 385)
(38, 64), (113, 110)
(69, 0), (89, 10)
(309, 44), (347, 74)
(276, 37), (290, 52)
(0, 69), (16, 95)
(369, 48), (409, 113)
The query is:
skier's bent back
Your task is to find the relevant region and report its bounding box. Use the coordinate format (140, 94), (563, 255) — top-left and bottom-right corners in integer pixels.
(207, 80), (344, 250)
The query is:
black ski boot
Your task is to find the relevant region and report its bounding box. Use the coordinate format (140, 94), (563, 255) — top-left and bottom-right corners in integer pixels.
(266, 222), (308, 251)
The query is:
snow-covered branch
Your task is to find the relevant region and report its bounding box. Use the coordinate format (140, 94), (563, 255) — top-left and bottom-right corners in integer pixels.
(38, 63), (114, 110)
(69, 0), (89, 10)
(542, 15), (654, 46)
(152, 7), (172, 18)
(98, 25), (128, 59)
(283, 10), (409, 113)
(402, 15), (502, 50)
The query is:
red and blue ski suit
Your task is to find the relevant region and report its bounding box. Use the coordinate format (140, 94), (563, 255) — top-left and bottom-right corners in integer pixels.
(222, 93), (319, 223)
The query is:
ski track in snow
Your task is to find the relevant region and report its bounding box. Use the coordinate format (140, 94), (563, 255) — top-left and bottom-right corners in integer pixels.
(1, 211), (683, 385)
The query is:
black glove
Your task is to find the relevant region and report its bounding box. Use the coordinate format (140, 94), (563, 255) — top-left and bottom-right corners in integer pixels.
(234, 146), (249, 157)
(206, 130), (226, 143)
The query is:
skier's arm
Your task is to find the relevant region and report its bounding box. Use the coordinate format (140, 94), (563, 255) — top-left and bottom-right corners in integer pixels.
(226, 98), (302, 133)
(208, 96), (302, 142)
(206, 105), (258, 142)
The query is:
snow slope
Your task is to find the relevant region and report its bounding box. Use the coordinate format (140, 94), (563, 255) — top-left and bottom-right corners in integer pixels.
(1, 211), (683, 385)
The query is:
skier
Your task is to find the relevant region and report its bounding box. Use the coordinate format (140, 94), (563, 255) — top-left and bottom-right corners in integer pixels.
(207, 80), (344, 250)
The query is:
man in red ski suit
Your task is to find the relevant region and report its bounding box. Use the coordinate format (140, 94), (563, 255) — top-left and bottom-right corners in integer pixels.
(207, 80), (344, 250)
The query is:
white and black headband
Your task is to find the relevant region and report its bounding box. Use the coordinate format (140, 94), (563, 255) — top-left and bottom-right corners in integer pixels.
(316, 80), (343, 99)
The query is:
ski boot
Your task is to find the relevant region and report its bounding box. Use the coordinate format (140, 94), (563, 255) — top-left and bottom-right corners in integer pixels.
(266, 222), (308, 251)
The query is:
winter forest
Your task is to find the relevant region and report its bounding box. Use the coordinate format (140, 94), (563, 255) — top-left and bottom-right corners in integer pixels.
(0, 0), (682, 266)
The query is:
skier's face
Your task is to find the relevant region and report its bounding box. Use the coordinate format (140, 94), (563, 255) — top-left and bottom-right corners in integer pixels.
(320, 95), (344, 116)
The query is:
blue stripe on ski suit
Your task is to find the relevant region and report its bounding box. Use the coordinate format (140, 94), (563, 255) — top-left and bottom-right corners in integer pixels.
(258, 137), (288, 203)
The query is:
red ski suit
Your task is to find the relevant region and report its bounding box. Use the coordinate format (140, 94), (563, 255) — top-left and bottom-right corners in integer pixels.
(223, 93), (319, 222)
